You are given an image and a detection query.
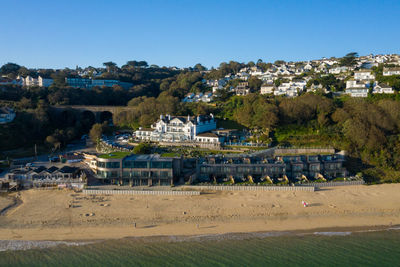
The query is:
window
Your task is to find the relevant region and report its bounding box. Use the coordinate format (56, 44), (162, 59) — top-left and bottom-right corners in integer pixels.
(162, 162), (172, 168)
(292, 165), (303, 171)
(133, 161), (148, 169)
(160, 171), (171, 177)
(310, 164), (320, 171)
(106, 162), (120, 168)
(151, 161), (163, 169)
(97, 161), (106, 168)
(123, 161), (133, 168)
(132, 171), (141, 177)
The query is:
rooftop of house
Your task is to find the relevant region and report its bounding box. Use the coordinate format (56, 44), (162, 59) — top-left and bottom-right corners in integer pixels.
(0, 107), (14, 114)
(383, 67), (400, 71)
(376, 83), (392, 88)
(137, 128), (154, 132)
(124, 154), (175, 161)
(58, 166), (79, 174)
(196, 132), (219, 138)
(158, 114), (214, 125)
(354, 69), (372, 73)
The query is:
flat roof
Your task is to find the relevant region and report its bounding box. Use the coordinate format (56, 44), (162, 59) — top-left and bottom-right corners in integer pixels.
(124, 154), (174, 161)
(98, 151), (133, 159)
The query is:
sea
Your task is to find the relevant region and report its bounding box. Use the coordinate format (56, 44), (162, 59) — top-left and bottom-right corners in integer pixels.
(1, 228), (400, 266)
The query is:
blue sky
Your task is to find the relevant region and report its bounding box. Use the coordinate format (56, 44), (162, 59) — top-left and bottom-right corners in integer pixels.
(1, 0), (399, 69)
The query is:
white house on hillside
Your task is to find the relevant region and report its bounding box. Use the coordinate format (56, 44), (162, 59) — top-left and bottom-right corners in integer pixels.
(135, 114), (217, 143)
(373, 83), (394, 94)
(260, 83), (275, 94)
(38, 76), (54, 87)
(345, 88), (368, 97)
(383, 67), (400, 76)
(354, 70), (375, 80)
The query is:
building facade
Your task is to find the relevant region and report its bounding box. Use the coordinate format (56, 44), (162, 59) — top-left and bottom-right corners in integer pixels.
(65, 77), (133, 89)
(93, 154), (182, 186)
(197, 153), (347, 183)
(135, 114), (217, 143)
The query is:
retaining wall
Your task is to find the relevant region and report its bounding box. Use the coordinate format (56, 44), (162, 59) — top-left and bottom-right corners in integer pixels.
(83, 189), (200, 196)
(185, 185), (315, 192)
(274, 148), (335, 155)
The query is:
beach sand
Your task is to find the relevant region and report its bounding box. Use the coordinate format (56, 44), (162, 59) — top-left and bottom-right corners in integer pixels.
(0, 184), (399, 241)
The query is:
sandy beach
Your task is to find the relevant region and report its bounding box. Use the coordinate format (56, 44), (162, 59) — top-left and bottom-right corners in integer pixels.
(0, 184), (399, 241)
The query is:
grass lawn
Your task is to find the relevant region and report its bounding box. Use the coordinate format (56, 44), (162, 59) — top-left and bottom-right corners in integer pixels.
(98, 151), (132, 159)
(161, 152), (180, 157)
(217, 119), (246, 130)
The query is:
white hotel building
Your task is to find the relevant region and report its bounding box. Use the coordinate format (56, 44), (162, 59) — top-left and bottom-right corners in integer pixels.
(135, 114), (219, 144)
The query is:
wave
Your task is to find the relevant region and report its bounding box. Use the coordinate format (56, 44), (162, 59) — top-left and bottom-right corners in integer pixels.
(312, 231), (352, 236)
(0, 240), (93, 252)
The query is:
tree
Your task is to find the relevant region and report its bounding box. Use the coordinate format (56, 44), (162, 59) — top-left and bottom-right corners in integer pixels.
(89, 123), (103, 142)
(274, 60), (286, 65)
(247, 61), (255, 67)
(45, 135), (61, 151)
(248, 76), (262, 91)
(103, 61), (117, 73)
(194, 63), (206, 72)
(51, 72), (67, 87)
(133, 142), (151, 154)
(0, 63), (20, 75)
(340, 52), (358, 67)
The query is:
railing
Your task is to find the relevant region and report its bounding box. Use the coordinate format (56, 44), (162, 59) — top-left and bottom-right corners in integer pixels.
(83, 189), (200, 196)
(185, 185), (315, 192)
(298, 180), (365, 187)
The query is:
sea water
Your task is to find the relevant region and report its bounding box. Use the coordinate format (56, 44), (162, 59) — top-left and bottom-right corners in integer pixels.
(1, 229), (400, 266)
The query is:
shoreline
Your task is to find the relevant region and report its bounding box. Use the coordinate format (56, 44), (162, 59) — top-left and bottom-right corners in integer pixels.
(1, 220), (400, 242)
(0, 224), (400, 252)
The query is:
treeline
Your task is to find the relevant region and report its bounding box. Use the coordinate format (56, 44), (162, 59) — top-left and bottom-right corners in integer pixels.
(215, 93), (400, 183)
(0, 101), (96, 152)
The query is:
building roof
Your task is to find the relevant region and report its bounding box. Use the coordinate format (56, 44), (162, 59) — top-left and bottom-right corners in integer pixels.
(47, 166), (59, 173)
(383, 67), (400, 72)
(0, 107), (14, 115)
(124, 154), (175, 161)
(346, 87), (368, 90)
(354, 69), (372, 73)
(32, 166), (47, 173)
(138, 128), (154, 132)
(159, 114), (214, 125)
(58, 166), (79, 174)
(376, 83), (392, 88)
(196, 132), (219, 138)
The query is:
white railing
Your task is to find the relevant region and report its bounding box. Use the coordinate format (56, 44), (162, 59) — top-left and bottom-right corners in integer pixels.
(185, 185), (315, 192)
(83, 189), (200, 196)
